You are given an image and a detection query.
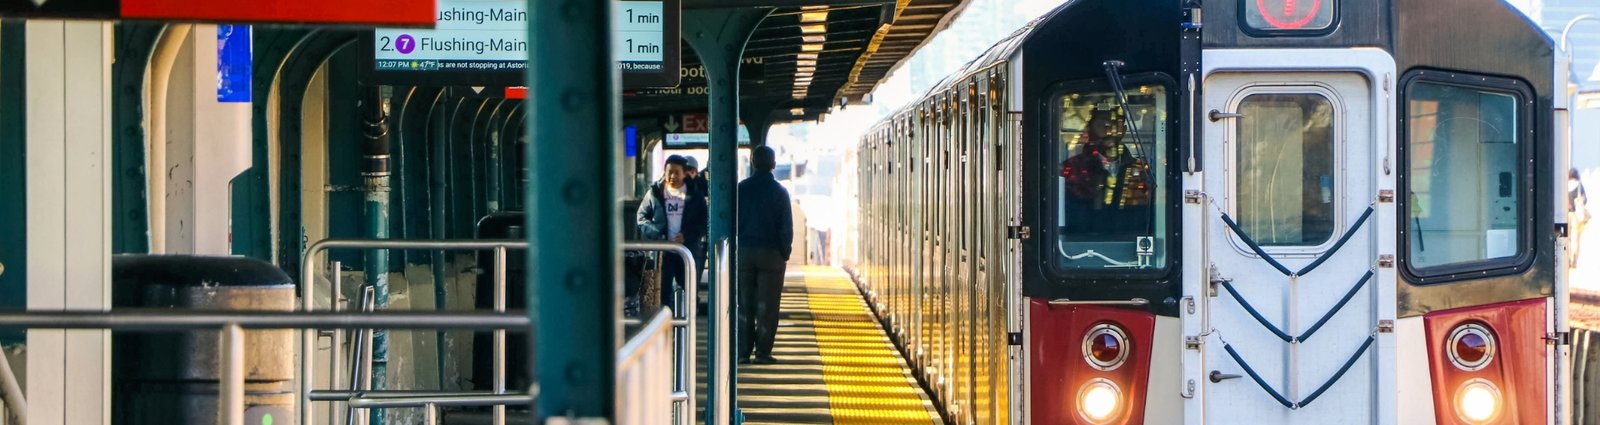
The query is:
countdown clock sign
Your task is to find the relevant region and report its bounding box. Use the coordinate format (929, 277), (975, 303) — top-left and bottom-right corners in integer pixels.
(361, 0), (681, 88)
(1242, 0), (1336, 33)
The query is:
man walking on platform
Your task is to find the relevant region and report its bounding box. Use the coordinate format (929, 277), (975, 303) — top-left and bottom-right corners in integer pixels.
(637, 155), (707, 311)
(738, 146), (793, 364)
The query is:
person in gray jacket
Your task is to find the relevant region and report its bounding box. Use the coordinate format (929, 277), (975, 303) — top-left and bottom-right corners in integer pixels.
(637, 155), (707, 310)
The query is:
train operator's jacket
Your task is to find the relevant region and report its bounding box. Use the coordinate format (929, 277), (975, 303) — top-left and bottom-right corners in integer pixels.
(637, 180), (709, 262)
(737, 170), (793, 260)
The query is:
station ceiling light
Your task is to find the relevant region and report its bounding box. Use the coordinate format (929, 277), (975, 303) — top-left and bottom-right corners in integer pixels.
(801, 42), (824, 53)
(790, 108), (806, 115)
(801, 24), (827, 35)
(800, 7), (829, 24)
(803, 35), (826, 43)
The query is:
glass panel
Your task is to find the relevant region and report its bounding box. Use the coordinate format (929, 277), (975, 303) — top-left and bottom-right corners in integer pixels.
(1406, 82), (1521, 269)
(1054, 84), (1167, 270)
(1243, 0), (1336, 32)
(1236, 93), (1337, 246)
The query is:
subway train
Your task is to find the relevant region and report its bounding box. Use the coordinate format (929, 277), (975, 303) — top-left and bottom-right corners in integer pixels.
(850, 0), (1571, 424)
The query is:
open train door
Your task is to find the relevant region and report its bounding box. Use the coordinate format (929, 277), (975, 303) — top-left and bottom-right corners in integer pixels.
(1187, 49), (1398, 424)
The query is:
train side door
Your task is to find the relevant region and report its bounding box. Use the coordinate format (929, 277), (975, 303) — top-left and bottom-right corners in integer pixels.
(1191, 49), (1397, 425)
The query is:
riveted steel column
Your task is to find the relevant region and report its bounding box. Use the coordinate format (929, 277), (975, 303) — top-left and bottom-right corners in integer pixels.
(360, 85), (393, 425)
(250, 28), (309, 271)
(0, 20), (26, 345)
(110, 22), (161, 254)
(276, 31), (357, 276)
(528, 0), (619, 421)
(684, 8), (769, 424)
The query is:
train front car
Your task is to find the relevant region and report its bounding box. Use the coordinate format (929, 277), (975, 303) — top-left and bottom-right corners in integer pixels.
(858, 0), (1564, 424)
(1013, 1), (1185, 425)
(1186, 0), (1563, 424)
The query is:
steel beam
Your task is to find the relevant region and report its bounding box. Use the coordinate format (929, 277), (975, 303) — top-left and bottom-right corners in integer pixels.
(528, 0), (620, 421)
(275, 30), (357, 276)
(684, 8), (770, 424)
(110, 22), (161, 254)
(0, 20), (26, 346)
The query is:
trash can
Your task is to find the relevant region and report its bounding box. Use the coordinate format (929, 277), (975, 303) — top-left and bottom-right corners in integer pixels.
(111, 255), (296, 425)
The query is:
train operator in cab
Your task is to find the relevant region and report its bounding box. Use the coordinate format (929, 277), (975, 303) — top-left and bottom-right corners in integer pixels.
(637, 154), (708, 312)
(737, 146), (794, 365)
(1060, 107), (1153, 235)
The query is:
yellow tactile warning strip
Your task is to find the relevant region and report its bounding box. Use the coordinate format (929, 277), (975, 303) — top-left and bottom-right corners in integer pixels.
(801, 266), (942, 424)
(697, 266), (940, 424)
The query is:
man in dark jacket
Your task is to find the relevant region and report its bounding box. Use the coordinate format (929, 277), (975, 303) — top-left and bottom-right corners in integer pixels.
(737, 146), (793, 364)
(636, 155), (707, 311)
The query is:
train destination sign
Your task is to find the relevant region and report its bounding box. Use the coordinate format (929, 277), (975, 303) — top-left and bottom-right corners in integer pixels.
(363, 0), (680, 88)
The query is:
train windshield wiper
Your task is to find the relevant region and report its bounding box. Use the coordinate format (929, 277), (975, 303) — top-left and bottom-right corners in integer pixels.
(1101, 60), (1145, 150)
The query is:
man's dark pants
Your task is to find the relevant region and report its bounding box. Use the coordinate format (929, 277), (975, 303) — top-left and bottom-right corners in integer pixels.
(660, 254), (684, 311)
(738, 246), (787, 359)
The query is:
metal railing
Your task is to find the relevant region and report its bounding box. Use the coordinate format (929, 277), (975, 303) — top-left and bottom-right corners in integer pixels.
(616, 309), (676, 425)
(340, 391), (538, 425)
(0, 342), (23, 425)
(0, 237), (695, 425)
(0, 312), (530, 425)
(301, 239), (697, 425)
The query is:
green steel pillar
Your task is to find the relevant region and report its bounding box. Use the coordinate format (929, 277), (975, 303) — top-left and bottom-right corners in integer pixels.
(528, 0), (620, 420)
(740, 101), (777, 148)
(0, 20), (26, 345)
(110, 22), (161, 254)
(684, 8), (769, 423)
(360, 86), (393, 424)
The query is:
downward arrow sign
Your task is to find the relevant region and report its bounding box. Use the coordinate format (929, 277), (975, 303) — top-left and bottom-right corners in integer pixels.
(471, 86), (485, 94)
(664, 115), (680, 132)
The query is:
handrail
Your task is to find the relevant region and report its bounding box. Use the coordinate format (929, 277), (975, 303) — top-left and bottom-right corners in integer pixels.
(346, 392), (538, 425)
(310, 390), (504, 401)
(347, 392), (536, 409)
(0, 340), (24, 425)
(300, 239), (700, 425)
(300, 239), (531, 425)
(618, 309), (674, 367)
(0, 311), (530, 330)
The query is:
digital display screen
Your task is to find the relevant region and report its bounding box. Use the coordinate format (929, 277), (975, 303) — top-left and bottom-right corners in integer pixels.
(363, 0), (680, 88)
(1242, 0), (1335, 32)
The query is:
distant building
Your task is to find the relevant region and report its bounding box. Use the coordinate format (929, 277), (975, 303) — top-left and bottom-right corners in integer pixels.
(1513, 0), (1600, 90)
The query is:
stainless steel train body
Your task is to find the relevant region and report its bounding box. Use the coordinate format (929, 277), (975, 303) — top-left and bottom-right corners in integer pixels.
(851, 0), (1569, 423)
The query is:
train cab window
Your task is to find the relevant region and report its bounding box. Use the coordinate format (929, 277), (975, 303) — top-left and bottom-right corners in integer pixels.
(1242, 0), (1337, 34)
(1054, 84), (1167, 271)
(1404, 81), (1524, 272)
(1235, 93), (1337, 246)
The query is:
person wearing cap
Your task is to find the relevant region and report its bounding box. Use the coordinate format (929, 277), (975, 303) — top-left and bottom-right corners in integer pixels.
(683, 156), (708, 197)
(737, 146), (793, 364)
(637, 154), (708, 311)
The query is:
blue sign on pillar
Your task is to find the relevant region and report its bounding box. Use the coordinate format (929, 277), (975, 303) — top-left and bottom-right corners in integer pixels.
(217, 25), (252, 103)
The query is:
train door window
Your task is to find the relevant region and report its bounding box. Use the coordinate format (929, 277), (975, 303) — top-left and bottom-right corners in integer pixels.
(1053, 83), (1168, 271)
(1402, 75), (1528, 275)
(1233, 91), (1337, 247)
(1241, 0), (1338, 35)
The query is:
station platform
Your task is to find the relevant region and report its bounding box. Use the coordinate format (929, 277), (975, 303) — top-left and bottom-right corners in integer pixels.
(695, 266), (941, 425)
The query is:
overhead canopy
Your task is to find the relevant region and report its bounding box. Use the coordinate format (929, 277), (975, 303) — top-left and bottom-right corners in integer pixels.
(624, 0), (967, 126)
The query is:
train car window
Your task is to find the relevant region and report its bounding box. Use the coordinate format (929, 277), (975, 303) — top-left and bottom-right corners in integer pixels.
(1054, 84), (1167, 270)
(1235, 93), (1337, 246)
(1241, 0), (1338, 35)
(1405, 81), (1523, 271)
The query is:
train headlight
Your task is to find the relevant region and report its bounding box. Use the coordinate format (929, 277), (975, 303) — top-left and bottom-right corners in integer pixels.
(1083, 323), (1130, 371)
(1446, 323), (1495, 371)
(1077, 378), (1121, 423)
(1455, 378), (1501, 424)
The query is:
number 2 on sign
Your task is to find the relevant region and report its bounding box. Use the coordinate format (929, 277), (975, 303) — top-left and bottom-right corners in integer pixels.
(380, 36), (414, 53)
